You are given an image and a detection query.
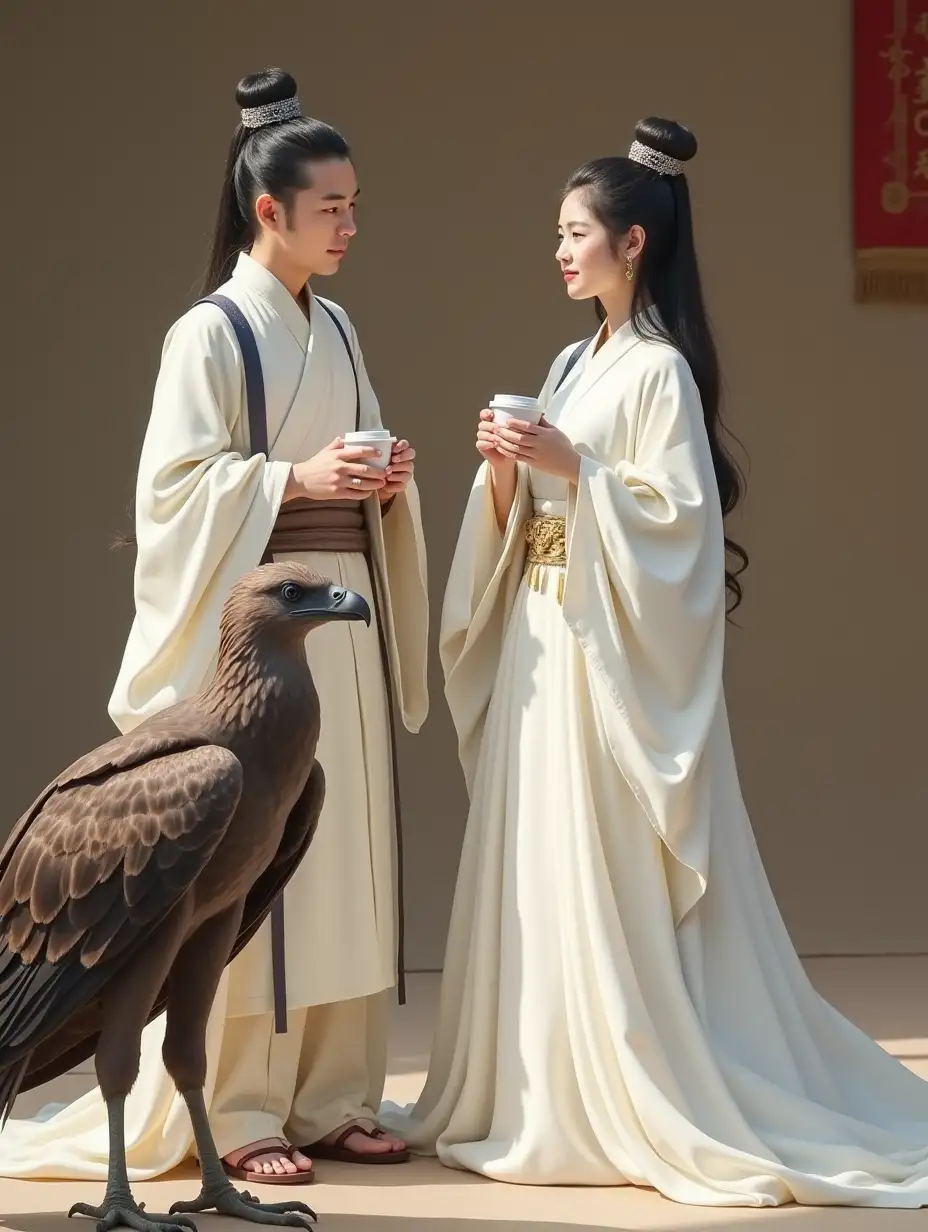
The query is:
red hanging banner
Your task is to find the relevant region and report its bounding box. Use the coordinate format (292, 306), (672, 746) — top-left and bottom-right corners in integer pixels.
(854, 0), (928, 301)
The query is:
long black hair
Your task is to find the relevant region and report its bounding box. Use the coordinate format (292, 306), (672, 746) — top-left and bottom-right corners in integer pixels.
(203, 68), (351, 294)
(564, 118), (748, 614)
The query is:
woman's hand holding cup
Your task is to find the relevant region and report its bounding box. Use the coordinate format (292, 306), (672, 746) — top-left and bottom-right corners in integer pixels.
(476, 408), (517, 473)
(477, 394), (543, 472)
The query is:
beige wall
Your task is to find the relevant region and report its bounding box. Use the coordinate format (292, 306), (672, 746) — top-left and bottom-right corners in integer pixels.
(3, 0), (925, 969)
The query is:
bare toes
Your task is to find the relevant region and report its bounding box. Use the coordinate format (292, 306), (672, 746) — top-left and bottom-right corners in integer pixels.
(347, 1131), (391, 1154)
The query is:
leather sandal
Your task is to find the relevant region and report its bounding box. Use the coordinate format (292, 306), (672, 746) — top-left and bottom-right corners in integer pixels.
(303, 1124), (410, 1164)
(221, 1136), (316, 1184)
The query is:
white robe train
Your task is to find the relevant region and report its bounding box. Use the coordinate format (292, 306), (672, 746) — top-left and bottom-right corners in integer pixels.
(380, 320), (928, 1207)
(0, 252), (429, 1177)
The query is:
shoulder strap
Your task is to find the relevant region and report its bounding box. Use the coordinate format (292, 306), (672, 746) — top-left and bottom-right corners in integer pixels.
(193, 294), (285, 1022)
(196, 293), (268, 457)
(318, 300), (361, 432)
(553, 336), (593, 394)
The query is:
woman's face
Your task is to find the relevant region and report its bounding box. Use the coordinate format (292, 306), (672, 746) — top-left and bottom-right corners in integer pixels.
(256, 157), (359, 276)
(556, 189), (623, 302)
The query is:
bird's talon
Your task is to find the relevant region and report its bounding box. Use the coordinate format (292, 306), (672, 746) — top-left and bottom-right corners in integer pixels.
(67, 1199), (195, 1232)
(170, 1186), (315, 1225)
(258, 1205), (317, 1220)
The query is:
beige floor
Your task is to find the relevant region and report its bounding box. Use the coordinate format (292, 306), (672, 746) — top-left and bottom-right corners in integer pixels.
(2, 958), (928, 1231)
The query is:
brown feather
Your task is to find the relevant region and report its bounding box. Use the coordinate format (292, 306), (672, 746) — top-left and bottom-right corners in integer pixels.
(69, 852), (103, 900)
(9, 845), (41, 911)
(66, 875), (122, 933)
(19, 930), (45, 965)
(29, 850), (68, 925)
(7, 906), (35, 954)
(123, 842), (153, 878)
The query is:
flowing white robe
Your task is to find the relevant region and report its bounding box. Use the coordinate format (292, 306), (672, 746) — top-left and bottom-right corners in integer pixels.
(380, 319), (928, 1207)
(0, 252), (428, 1178)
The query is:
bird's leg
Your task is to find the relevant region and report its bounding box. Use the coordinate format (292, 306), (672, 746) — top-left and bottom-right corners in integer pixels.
(71, 905), (197, 1232)
(159, 906), (314, 1227)
(169, 1088), (315, 1227)
(68, 1095), (196, 1232)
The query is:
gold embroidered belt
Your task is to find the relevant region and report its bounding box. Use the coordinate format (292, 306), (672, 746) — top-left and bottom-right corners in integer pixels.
(524, 515), (567, 602)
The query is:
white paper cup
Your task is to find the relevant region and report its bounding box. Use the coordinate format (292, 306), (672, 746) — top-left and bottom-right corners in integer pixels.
(342, 429), (395, 469)
(489, 394), (542, 426)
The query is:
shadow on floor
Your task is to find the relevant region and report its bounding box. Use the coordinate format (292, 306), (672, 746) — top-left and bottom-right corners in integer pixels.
(2, 1204), (928, 1232)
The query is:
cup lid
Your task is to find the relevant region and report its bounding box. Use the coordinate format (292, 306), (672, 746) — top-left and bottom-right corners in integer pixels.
(490, 394), (539, 410)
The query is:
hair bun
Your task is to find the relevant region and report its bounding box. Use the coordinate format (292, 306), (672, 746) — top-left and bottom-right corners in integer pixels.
(235, 68), (298, 110)
(634, 117), (697, 164)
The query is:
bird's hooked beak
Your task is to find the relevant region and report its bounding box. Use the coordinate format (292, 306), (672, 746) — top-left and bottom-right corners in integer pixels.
(292, 584), (371, 626)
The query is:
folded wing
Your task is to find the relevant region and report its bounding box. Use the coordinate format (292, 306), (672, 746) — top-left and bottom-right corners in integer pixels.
(0, 723), (242, 1111)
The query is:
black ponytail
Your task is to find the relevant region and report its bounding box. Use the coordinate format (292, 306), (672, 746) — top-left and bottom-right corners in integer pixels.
(565, 119), (749, 615)
(203, 68), (350, 294)
(205, 127), (252, 295)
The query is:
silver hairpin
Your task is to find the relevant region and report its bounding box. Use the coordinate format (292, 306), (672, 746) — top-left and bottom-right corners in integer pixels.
(628, 140), (685, 177)
(240, 97), (302, 130)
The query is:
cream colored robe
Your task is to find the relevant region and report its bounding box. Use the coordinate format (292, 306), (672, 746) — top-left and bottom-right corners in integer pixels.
(381, 320), (928, 1206)
(0, 252), (428, 1178)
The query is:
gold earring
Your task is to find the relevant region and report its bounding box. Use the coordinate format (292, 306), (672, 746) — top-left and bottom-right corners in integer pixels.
(625, 256), (635, 282)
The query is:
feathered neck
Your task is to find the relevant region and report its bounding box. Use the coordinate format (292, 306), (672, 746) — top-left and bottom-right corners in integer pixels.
(200, 618), (310, 728)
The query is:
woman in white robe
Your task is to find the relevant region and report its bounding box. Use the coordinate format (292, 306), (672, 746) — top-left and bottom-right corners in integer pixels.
(0, 69), (428, 1186)
(380, 118), (928, 1206)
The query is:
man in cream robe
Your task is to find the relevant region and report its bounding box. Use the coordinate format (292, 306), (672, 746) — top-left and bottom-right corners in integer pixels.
(0, 252), (429, 1179)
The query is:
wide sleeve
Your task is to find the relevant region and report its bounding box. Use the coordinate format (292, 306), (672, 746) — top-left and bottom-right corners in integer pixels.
(563, 349), (727, 925)
(108, 308), (293, 732)
(339, 312), (429, 734)
(438, 344), (577, 788)
(439, 462), (531, 788)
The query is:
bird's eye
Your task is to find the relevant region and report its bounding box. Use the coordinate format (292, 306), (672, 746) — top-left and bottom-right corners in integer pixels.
(280, 583), (302, 604)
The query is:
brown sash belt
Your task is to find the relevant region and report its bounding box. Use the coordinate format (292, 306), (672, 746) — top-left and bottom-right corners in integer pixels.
(266, 498), (407, 1031)
(267, 498), (369, 555)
